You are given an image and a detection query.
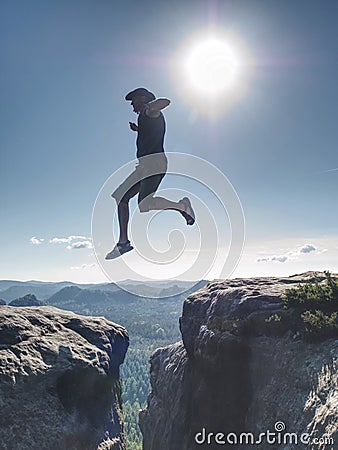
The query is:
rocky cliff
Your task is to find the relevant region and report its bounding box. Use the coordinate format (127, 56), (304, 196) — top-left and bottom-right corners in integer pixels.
(140, 272), (338, 450)
(0, 306), (129, 450)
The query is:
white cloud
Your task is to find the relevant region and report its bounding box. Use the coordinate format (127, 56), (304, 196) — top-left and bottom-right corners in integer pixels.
(299, 244), (317, 254)
(30, 236), (44, 245)
(319, 167), (338, 173)
(49, 237), (69, 244)
(257, 243), (318, 263)
(67, 240), (93, 250)
(233, 236), (338, 279)
(49, 235), (88, 244)
(257, 255), (288, 263)
(70, 263), (96, 270)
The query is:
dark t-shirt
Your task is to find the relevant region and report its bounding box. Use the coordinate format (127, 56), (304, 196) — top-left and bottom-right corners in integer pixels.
(136, 112), (165, 158)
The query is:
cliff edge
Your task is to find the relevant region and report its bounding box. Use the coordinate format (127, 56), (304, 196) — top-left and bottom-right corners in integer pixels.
(140, 272), (337, 450)
(0, 306), (129, 450)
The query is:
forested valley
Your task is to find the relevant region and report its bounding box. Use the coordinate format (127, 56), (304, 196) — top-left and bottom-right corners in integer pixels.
(46, 287), (191, 449)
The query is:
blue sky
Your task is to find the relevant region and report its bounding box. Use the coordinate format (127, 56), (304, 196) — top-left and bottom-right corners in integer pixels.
(1, 0), (337, 282)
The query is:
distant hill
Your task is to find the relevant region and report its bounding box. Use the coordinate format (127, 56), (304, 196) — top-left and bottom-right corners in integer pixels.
(159, 280), (208, 298)
(119, 280), (208, 298)
(45, 285), (147, 309)
(0, 280), (24, 291)
(0, 281), (80, 302)
(45, 285), (83, 304)
(9, 294), (45, 307)
(0, 280), (119, 302)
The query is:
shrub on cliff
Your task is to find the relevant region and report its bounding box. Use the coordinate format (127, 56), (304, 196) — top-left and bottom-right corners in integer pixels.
(301, 310), (338, 339)
(282, 271), (338, 341)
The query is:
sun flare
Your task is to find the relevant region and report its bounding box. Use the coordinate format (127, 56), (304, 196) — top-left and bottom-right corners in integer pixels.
(172, 30), (251, 115)
(184, 38), (240, 95)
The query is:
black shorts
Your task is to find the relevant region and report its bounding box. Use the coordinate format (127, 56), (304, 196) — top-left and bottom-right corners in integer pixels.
(112, 153), (167, 205)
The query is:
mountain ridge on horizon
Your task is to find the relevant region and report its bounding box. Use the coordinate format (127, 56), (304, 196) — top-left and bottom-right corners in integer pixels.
(2, 272), (334, 303)
(0, 278), (208, 303)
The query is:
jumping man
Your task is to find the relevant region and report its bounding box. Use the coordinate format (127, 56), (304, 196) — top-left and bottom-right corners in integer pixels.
(105, 87), (195, 260)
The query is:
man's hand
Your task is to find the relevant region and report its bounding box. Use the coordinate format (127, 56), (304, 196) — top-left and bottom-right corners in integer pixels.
(129, 122), (138, 132)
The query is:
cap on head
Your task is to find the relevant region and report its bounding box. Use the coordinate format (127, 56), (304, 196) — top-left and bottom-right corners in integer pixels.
(125, 87), (156, 102)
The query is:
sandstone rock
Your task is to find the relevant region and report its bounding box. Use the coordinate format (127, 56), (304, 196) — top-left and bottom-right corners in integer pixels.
(0, 306), (129, 450)
(140, 272), (338, 450)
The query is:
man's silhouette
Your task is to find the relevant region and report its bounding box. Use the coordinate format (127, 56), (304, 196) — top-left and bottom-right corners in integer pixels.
(106, 88), (195, 260)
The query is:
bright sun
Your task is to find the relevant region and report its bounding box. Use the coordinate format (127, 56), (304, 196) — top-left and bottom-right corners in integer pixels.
(184, 38), (240, 95)
(172, 31), (251, 114)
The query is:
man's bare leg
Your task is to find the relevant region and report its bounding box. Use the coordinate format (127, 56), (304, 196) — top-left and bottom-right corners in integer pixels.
(117, 201), (129, 243)
(143, 196), (195, 225)
(105, 201), (133, 259)
(146, 196), (184, 212)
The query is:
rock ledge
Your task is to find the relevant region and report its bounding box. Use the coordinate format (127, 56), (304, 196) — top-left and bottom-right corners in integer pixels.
(0, 306), (129, 450)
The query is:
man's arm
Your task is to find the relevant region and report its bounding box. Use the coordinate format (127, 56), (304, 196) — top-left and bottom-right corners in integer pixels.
(142, 98), (171, 117)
